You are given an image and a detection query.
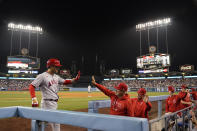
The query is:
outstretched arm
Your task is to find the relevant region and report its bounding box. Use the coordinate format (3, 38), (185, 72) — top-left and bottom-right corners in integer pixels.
(92, 76), (115, 97)
(180, 100), (192, 105)
(63, 71), (80, 85)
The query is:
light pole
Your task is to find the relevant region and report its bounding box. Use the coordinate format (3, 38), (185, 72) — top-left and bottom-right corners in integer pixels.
(28, 31), (31, 56)
(139, 31), (142, 56)
(156, 27), (159, 53)
(165, 26), (168, 54)
(10, 30), (14, 56)
(148, 29), (150, 50)
(19, 31), (22, 55)
(8, 23), (43, 57)
(136, 18), (171, 55)
(36, 32), (39, 57)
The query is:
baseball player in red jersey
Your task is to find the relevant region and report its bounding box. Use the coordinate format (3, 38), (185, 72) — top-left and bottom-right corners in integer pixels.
(190, 88), (197, 100)
(177, 85), (192, 110)
(190, 88), (197, 110)
(128, 88), (152, 119)
(91, 76), (130, 116)
(166, 86), (178, 114)
(29, 58), (80, 131)
(176, 85), (194, 118)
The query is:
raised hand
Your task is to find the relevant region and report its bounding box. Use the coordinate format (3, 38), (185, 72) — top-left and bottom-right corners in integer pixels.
(143, 95), (149, 103)
(92, 76), (96, 85)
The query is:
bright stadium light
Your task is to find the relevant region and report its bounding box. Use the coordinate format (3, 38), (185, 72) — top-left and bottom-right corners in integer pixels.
(8, 22), (42, 57)
(8, 23), (43, 34)
(136, 17), (172, 56)
(136, 18), (171, 31)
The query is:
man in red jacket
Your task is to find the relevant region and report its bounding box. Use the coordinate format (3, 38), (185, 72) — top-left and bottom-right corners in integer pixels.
(166, 86), (178, 114)
(128, 88), (152, 119)
(190, 88), (197, 110)
(190, 88), (197, 100)
(91, 76), (130, 116)
(177, 85), (192, 110)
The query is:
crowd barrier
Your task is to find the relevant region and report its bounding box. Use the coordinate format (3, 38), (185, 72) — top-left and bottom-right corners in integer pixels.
(0, 106), (148, 131)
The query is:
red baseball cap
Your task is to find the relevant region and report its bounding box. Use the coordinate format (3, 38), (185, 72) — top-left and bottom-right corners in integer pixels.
(168, 86), (174, 92)
(47, 59), (62, 68)
(137, 88), (146, 95)
(114, 83), (128, 92)
(181, 85), (187, 89)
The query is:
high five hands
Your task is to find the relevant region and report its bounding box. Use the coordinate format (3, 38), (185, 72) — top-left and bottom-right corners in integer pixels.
(92, 76), (96, 85)
(143, 95), (149, 103)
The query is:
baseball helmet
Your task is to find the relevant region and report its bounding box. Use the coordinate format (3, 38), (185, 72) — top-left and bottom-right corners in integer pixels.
(47, 58), (62, 68)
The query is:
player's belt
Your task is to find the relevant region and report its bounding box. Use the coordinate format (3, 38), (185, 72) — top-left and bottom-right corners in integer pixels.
(44, 99), (58, 102)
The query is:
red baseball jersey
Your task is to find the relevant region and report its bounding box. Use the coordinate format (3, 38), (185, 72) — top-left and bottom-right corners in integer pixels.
(95, 83), (130, 116)
(166, 95), (178, 113)
(177, 92), (190, 110)
(190, 91), (197, 100)
(128, 98), (152, 119)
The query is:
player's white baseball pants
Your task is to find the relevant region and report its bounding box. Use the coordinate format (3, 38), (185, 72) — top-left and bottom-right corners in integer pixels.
(41, 100), (60, 131)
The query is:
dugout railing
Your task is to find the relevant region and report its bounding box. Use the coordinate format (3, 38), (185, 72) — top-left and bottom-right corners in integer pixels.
(0, 106), (149, 131)
(149, 105), (195, 131)
(88, 95), (197, 131)
(88, 95), (169, 118)
(1, 95), (194, 131)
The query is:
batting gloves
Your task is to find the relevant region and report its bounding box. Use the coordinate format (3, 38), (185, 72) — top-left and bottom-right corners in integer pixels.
(32, 97), (39, 107)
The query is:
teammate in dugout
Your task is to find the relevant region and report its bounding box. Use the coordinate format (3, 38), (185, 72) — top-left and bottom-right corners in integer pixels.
(128, 88), (152, 119)
(177, 85), (192, 111)
(29, 58), (80, 131)
(190, 88), (197, 101)
(91, 76), (130, 116)
(165, 86), (178, 114)
(162, 86), (178, 131)
(190, 88), (197, 110)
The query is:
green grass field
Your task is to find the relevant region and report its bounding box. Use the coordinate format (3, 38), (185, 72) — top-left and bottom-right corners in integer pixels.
(0, 91), (169, 110)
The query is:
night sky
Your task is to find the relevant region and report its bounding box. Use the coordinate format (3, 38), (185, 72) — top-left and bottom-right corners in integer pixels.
(0, 0), (197, 75)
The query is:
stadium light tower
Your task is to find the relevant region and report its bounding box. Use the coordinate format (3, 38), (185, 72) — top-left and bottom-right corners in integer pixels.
(8, 23), (43, 57)
(8, 23), (43, 33)
(136, 18), (172, 55)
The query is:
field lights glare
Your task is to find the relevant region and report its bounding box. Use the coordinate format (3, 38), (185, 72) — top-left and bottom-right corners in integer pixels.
(136, 18), (171, 31)
(8, 23), (43, 34)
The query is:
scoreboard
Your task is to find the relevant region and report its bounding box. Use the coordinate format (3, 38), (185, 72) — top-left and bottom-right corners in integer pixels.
(137, 53), (170, 69)
(7, 56), (40, 69)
